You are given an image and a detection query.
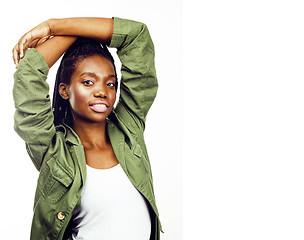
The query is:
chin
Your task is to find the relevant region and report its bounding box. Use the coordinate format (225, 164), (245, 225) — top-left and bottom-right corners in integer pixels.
(88, 113), (109, 123)
(72, 110), (110, 125)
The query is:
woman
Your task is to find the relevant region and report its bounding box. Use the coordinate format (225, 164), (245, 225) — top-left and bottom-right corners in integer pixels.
(12, 17), (162, 239)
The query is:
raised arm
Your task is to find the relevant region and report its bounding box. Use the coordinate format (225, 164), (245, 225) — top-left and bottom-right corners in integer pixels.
(13, 18), (114, 68)
(35, 36), (77, 67)
(109, 18), (158, 131)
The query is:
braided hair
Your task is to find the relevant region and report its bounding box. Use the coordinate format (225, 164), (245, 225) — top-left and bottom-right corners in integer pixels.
(52, 38), (117, 126)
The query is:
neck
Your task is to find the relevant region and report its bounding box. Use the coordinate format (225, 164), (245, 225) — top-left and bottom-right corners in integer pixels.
(72, 119), (109, 149)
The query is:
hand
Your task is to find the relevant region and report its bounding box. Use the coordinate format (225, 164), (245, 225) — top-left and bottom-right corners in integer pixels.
(12, 21), (52, 67)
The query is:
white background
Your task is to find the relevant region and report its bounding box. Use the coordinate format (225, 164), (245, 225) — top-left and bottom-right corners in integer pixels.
(0, 0), (182, 239)
(2, 0), (304, 240)
(183, 0), (304, 239)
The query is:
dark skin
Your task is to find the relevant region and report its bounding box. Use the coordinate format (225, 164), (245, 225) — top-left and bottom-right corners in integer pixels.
(12, 18), (119, 169)
(59, 55), (119, 169)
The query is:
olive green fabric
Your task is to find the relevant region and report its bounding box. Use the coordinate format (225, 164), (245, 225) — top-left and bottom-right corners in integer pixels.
(13, 17), (162, 240)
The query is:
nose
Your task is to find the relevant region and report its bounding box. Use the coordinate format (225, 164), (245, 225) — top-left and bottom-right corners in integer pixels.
(94, 89), (107, 98)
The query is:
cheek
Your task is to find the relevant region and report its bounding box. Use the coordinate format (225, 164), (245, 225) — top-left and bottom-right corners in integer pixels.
(109, 92), (117, 106)
(112, 92), (117, 101)
(69, 86), (89, 109)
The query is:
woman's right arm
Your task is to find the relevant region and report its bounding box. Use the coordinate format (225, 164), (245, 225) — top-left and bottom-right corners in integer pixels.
(13, 35), (76, 170)
(13, 47), (55, 170)
(35, 36), (77, 68)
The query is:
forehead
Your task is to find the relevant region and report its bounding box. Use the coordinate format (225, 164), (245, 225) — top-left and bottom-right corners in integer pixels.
(74, 55), (115, 76)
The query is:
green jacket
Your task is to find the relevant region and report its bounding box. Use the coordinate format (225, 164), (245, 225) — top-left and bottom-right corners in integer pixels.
(13, 17), (162, 240)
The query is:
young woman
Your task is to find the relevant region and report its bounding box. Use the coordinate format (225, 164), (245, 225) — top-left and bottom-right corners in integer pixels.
(12, 17), (162, 239)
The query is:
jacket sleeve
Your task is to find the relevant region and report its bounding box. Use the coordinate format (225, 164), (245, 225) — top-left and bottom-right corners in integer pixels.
(13, 48), (56, 170)
(109, 17), (158, 132)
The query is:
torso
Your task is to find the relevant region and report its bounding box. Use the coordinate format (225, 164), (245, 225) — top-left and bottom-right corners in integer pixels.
(69, 163), (152, 240)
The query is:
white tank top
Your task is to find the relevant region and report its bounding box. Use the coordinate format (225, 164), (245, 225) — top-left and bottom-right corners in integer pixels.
(69, 164), (151, 240)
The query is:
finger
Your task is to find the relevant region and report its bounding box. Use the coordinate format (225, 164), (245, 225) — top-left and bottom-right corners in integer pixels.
(18, 33), (30, 59)
(36, 36), (50, 47)
(18, 37), (26, 59)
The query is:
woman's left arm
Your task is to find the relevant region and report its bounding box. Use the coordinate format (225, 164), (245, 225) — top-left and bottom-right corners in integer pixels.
(48, 17), (114, 42)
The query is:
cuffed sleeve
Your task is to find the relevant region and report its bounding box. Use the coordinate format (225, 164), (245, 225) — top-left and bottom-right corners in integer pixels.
(13, 48), (56, 170)
(109, 17), (158, 131)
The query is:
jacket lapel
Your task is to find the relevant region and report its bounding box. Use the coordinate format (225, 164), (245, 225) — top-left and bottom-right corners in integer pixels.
(107, 121), (126, 171)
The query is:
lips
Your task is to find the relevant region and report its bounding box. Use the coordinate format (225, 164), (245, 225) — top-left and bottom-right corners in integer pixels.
(89, 100), (109, 113)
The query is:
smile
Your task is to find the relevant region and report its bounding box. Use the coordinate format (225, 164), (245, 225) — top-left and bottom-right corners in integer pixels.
(89, 101), (109, 113)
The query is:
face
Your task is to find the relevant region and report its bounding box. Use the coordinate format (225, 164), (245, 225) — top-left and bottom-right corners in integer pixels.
(59, 55), (117, 124)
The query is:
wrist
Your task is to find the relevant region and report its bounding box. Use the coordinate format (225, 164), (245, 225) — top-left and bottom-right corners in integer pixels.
(46, 18), (62, 36)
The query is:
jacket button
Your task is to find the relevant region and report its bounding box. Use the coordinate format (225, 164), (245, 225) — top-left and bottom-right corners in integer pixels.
(57, 212), (65, 220)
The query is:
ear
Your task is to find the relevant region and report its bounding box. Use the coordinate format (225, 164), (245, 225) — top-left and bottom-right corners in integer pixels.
(59, 83), (69, 100)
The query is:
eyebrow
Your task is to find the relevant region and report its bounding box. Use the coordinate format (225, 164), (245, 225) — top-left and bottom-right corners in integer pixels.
(80, 72), (117, 79)
(80, 72), (97, 77)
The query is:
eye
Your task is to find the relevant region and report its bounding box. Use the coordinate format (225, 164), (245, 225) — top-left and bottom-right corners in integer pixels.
(107, 82), (115, 88)
(82, 79), (94, 85)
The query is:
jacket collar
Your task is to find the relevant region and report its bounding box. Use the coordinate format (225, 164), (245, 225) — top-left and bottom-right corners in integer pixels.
(56, 121), (126, 166)
(56, 123), (82, 146)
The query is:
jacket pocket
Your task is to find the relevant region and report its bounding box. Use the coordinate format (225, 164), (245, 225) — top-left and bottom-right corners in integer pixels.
(38, 156), (74, 204)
